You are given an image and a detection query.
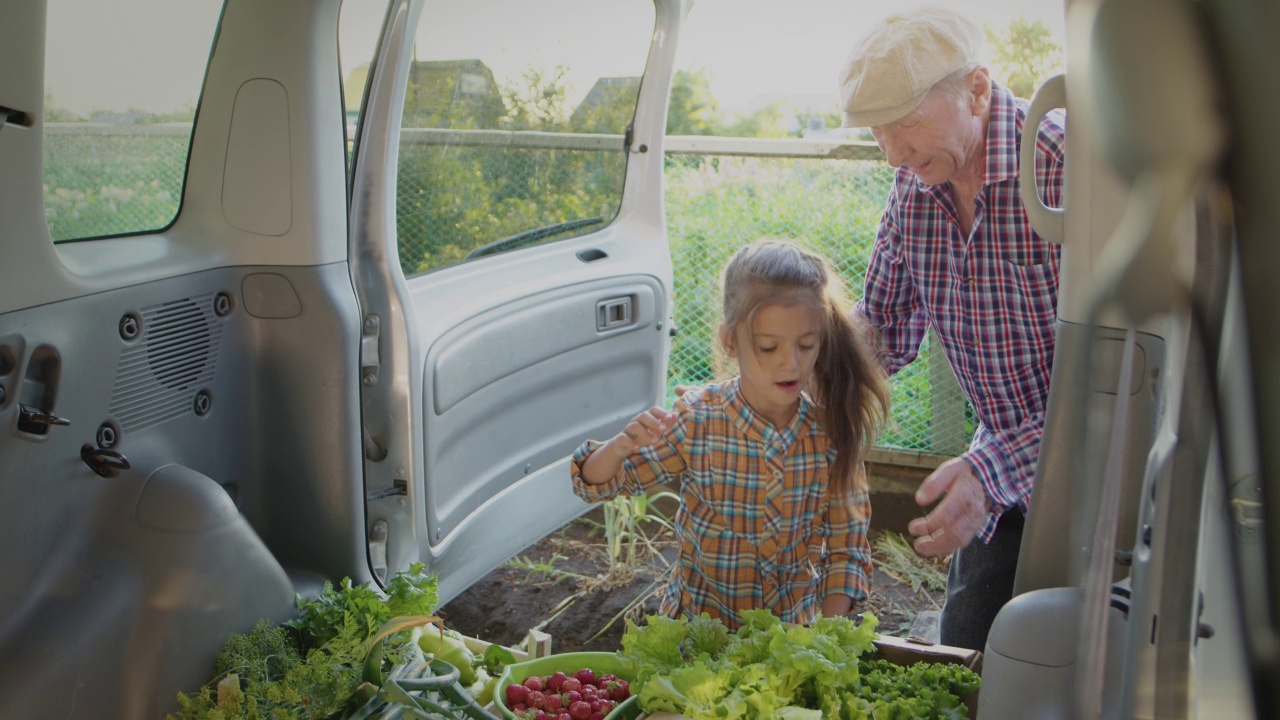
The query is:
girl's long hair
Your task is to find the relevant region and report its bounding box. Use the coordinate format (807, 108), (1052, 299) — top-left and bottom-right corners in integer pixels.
(718, 239), (890, 497)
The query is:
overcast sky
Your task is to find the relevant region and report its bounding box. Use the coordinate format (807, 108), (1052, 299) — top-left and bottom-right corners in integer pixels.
(45, 0), (1067, 117)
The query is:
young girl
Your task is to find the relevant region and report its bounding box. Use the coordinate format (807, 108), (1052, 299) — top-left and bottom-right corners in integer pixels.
(571, 239), (890, 630)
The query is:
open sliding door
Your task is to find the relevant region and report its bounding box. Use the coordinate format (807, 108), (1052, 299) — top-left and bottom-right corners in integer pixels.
(350, 0), (690, 601)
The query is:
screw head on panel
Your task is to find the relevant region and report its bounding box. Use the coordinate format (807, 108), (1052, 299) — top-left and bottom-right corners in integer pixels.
(194, 391), (213, 416)
(214, 292), (234, 317)
(96, 422), (118, 449)
(119, 314), (141, 341)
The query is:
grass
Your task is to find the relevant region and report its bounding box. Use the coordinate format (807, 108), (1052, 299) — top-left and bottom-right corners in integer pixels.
(872, 531), (949, 601)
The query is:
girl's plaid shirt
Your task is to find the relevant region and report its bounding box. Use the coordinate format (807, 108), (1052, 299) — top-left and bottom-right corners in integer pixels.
(571, 378), (871, 630)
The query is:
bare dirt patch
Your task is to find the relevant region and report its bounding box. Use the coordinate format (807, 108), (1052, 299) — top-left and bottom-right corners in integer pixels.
(437, 505), (948, 653)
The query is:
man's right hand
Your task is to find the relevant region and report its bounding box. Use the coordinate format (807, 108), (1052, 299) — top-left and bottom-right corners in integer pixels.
(907, 456), (990, 557)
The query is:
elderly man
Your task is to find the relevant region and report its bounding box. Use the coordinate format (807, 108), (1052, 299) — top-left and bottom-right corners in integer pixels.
(839, 8), (1066, 651)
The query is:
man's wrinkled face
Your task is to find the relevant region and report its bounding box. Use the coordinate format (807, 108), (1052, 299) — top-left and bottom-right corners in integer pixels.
(869, 71), (987, 187)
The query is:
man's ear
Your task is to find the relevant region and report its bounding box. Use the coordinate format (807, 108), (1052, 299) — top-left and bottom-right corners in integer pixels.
(968, 66), (993, 118)
(719, 324), (738, 359)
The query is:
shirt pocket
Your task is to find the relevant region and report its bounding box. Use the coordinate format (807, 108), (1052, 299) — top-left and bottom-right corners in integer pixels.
(996, 259), (1059, 341)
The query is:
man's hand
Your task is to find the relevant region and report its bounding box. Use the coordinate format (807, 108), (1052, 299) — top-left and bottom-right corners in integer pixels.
(907, 457), (990, 557)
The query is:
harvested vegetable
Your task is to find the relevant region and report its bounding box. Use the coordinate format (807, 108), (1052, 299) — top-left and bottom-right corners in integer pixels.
(420, 624), (481, 686)
(617, 609), (979, 720)
(169, 563), (501, 720)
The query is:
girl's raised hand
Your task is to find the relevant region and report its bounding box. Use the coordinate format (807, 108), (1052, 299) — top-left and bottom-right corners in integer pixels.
(611, 406), (677, 457)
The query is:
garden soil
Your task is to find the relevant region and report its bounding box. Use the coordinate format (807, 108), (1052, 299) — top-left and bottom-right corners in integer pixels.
(437, 504), (948, 655)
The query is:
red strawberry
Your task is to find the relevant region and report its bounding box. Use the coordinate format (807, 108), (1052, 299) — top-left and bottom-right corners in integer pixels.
(568, 700), (592, 720)
(523, 676), (543, 692)
(560, 678), (583, 694)
(506, 683), (530, 705)
(575, 668), (596, 686)
(547, 671), (567, 692)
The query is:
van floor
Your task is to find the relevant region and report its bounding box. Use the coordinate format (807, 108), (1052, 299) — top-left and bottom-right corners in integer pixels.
(436, 507), (948, 654)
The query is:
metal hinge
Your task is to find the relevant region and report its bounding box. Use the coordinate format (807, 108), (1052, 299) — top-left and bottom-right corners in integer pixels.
(361, 314), (380, 385)
(368, 519), (389, 585)
(0, 106), (31, 132)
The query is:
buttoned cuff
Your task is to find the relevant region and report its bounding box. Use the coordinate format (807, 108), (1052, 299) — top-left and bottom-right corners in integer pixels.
(962, 447), (1019, 543)
(820, 561), (869, 606)
(570, 439), (626, 502)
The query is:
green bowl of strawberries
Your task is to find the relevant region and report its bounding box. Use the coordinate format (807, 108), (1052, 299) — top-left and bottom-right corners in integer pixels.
(494, 651), (638, 720)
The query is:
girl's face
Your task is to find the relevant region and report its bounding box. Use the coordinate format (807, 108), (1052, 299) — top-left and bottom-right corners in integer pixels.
(722, 301), (822, 428)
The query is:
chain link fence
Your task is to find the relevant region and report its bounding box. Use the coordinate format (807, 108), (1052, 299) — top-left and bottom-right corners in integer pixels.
(41, 127), (973, 457)
(43, 125), (189, 242)
(662, 138), (972, 456)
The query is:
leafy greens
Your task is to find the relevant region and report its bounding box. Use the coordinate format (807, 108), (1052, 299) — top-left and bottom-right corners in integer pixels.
(618, 609), (979, 720)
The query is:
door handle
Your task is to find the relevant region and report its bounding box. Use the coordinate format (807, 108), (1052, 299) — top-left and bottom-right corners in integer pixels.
(18, 404), (71, 435)
(596, 296), (633, 331)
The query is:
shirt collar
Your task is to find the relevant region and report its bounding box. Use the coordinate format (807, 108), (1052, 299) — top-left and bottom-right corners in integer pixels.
(983, 81), (1021, 185)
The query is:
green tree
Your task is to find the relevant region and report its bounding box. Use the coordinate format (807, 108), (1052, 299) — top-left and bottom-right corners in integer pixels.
(43, 93), (83, 123)
(137, 101), (196, 124)
(793, 108), (843, 137)
(502, 65), (571, 131)
(666, 68), (722, 135)
(984, 17), (1062, 99)
(725, 100), (789, 138)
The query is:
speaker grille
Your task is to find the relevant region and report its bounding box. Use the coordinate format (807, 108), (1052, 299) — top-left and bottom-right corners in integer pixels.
(110, 295), (222, 433)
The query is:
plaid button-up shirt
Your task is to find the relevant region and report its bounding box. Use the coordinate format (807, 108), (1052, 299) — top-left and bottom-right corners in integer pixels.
(571, 379), (871, 630)
(857, 82), (1066, 542)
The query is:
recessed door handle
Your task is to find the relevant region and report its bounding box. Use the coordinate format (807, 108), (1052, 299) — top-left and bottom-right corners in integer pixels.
(597, 297), (633, 331)
(18, 404), (70, 435)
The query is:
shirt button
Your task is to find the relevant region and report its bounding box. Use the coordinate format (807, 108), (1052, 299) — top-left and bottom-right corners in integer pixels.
(966, 277), (976, 285)
(773, 470), (783, 480)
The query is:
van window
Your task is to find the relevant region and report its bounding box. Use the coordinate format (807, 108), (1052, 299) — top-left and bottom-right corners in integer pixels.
(43, 0), (223, 243)
(391, 0), (656, 275)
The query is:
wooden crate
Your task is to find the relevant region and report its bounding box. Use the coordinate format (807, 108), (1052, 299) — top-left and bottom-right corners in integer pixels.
(458, 628), (554, 664)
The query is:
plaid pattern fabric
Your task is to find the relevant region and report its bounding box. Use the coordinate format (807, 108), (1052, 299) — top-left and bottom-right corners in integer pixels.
(857, 82), (1066, 542)
(571, 378), (872, 630)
